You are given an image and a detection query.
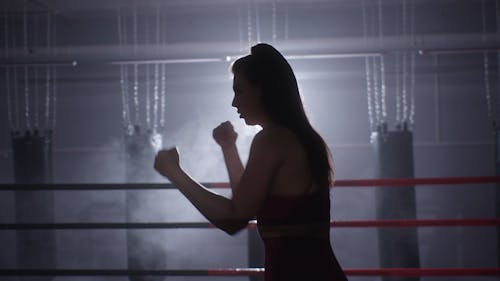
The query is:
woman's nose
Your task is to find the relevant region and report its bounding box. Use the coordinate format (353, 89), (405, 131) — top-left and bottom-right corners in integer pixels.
(231, 97), (237, 108)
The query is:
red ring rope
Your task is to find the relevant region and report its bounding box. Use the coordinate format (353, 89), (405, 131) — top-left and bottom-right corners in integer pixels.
(343, 267), (500, 277)
(1, 218), (498, 230)
(0, 176), (498, 190)
(0, 267), (499, 277)
(330, 218), (500, 228)
(332, 176), (500, 187)
(210, 176), (500, 188)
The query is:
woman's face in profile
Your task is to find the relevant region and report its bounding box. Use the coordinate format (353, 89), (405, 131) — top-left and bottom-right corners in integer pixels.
(231, 72), (265, 126)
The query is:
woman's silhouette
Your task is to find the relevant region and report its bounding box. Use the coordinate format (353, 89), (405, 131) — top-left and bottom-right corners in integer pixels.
(154, 43), (347, 281)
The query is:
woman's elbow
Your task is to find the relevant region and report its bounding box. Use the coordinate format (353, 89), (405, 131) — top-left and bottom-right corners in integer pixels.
(217, 220), (249, 235)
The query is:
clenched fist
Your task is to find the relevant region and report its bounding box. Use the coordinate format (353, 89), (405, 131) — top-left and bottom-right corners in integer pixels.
(213, 121), (237, 148)
(154, 147), (181, 180)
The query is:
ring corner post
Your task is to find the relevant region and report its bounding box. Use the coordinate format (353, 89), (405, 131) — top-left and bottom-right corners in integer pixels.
(247, 226), (264, 281)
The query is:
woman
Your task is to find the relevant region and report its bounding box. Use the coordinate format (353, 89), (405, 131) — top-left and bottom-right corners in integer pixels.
(154, 43), (347, 281)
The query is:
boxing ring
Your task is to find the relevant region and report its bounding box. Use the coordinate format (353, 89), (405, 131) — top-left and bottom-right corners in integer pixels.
(1, 175), (499, 278)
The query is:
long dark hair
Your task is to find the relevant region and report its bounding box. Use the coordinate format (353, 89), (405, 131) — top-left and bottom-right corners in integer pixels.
(231, 43), (334, 188)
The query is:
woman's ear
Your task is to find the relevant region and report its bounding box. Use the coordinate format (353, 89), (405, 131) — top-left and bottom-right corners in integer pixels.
(253, 83), (263, 98)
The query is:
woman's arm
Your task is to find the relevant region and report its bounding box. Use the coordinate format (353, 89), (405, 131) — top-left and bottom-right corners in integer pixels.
(213, 121), (244, 189)
(154, 129), (282, 235)
(165, 166), (247, 234)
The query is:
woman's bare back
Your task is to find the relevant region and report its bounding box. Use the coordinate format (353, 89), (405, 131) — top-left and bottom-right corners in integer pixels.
(262, 127), (317, 197)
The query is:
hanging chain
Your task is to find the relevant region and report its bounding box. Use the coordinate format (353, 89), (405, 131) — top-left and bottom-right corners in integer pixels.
(395, 52), (401, 125)
(120, 7), (132, 133)
(495, 0), (500, 121)
(377, 0), (387, 124)
(372, 57), (381, 127)
(133, 64), (140, 126)
(483, 53), (493, 118)
(117, 7), (125, 129)
(118, 7), (129, 133)
(14, 66), (20, 130)
(44, 12), (51, 130)
(153, 7), (160, 133)
(132, 4), (140, 127)
(371, 3), (381, 128)
(394, 1), (401, 125)
(409, 52), (416, 127)
(408, 0), (416, 128)
(12, 13), (19, 130)
(5, 13), (14, 130)
(380, 56), (387, 124)
(153, 63), (159, 133)
(160, 7), (167, 130)
(34, 65), (39, 130)
(123, 65), (131, 132)
(482, 0), (494, 119)
(401, 0), (409, 124)
(144, 12), (151, 130)
(362, 0), (375, 131)
(32, 14), (39, 130)
(402, 52), (408, 124)
(365, 58), (375, 131)
(24, 66), (31, 130)
(23, 1), (31, 131)
(145, 64), (151, 130)
(45, 65), (50, 130)
(247, 0), (253, 47)
(160, 63), (166, 129)
(51, 65), (57, 129)
(123, 9), (131, 130)
(51, 13), (57, 130)
(6, 67), (13, 129)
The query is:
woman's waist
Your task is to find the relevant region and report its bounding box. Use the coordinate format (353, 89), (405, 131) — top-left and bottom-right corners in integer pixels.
(257, 221), (331, 240)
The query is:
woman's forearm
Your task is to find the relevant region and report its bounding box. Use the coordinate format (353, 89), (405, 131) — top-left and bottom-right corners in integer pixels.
(221, 144), (244, 191)
(169, 168), (247, 234)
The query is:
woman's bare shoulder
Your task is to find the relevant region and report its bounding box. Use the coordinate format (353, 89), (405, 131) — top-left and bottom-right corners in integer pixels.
(250, 127), (294, 155)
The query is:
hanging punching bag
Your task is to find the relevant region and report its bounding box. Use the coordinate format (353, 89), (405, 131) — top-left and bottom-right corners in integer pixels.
(372, 126), (420, 281)
(124, 126), (166, 281)
(12, 130), (55, 281)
